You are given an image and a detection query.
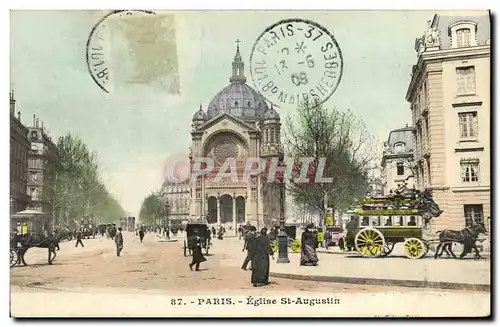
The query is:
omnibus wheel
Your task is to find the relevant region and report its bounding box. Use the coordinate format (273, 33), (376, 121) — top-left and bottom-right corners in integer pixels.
(355, 228), (385, 257)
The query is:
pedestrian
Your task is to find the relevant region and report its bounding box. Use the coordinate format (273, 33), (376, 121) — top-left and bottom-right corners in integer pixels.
(238, 225), (244, 240)
(138, 227), (145, 243)
(251, 227), (273, 287)
(300, 223), (319, 266)
(241, 226), (256, 270)
(115, 227), (124, 257)
(188, 232), (206, 271)
(345, 216), (358, 251)
(75, 228), (84, 248)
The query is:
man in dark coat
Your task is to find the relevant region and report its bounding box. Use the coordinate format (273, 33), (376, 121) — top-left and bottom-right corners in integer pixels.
(345, 216), (358, 251)
(188, 232), (206, 271)
(115, 227), (124, 257)
(241, 226), (256, 270)
(138, 227), (145, 243)
(300, 224), (319, 266)
(251, 227), (274, 287)
(75, 228), (84, 247)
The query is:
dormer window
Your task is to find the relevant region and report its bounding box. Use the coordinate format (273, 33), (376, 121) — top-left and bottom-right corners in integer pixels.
(449, 21), (478, 48)
(394, 142), (406, 153)
(456, 28), (471, 47)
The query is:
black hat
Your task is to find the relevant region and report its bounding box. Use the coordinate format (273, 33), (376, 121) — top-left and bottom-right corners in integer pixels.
(306, 223), (314, 229)
(118, 227), (122, 231)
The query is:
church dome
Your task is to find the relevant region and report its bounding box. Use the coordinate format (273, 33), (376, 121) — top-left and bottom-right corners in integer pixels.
(206, 40), (269, 120)
(263, 105), (280, 121)
(192, 106), (208, 121)
(207, 83), (268, 120)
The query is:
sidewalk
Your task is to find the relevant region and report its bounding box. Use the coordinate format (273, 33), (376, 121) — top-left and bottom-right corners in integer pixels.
(218, 238), (491, 291)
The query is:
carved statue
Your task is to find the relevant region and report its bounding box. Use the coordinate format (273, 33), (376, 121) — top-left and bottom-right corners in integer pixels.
(424, 20), (440, 47)
(254, 120), (261, 131)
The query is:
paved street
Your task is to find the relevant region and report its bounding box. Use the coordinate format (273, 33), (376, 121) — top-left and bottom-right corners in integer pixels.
(10, 232), (490, 317)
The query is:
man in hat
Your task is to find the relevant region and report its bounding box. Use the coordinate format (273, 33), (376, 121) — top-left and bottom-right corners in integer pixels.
(115, 227), (124, 257)
(241, 226), (256, 270)
(188, 231), (206, 271)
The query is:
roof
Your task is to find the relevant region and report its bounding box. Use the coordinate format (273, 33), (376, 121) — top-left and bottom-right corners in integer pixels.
(434, 12), (490, 50)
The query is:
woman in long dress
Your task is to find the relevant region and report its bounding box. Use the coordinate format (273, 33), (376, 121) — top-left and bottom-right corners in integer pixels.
(300, 223), (319, 266)
(251, 227), (274, 287)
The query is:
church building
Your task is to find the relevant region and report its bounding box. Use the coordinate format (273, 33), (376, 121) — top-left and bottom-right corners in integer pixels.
(189, 41), (283, 231)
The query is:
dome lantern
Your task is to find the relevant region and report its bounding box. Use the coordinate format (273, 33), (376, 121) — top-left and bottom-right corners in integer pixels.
(263, 104), (280, 122)
(229, 39), (246, 84)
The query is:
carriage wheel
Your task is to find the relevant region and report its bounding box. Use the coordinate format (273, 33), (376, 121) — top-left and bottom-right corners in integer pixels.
(271, 242), (278, 254)
(380, 242), (395, 257)
(403, 238), (427, 259)
(355, 228), (385, 257)
(10, 250), (18, 267)
(291, 240), (301, 253)
(183, 240), (187, 257)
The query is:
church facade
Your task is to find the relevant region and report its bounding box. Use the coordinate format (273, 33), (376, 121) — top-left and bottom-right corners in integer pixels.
(189, 42), (283, 231)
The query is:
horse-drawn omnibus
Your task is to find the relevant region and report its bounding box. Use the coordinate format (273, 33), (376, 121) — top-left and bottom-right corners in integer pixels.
(345, 187), (444, 259)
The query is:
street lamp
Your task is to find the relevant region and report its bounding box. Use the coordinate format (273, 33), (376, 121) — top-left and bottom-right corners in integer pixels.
(165, 200), (170, 239)
(277, 149), (290, 264)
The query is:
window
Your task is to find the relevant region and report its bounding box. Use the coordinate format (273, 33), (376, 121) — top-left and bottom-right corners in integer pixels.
(396, 162), (404, 176)
(458, 112), (478, 139)
(464, 204), (483, 227)
(456, 28), (471, 47)
(456, 66), (476, 94)
(460, 158), (480, 183)
(394, 142), (405, 153)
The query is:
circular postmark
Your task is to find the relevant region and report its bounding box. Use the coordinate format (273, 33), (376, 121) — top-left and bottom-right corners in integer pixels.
(86, 10), (155, 93)
(249, 18), (343, 108)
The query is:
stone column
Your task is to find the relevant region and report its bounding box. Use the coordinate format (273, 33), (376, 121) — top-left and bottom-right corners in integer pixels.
(216, 196), (221, 226)
(232, 193), (237, 236)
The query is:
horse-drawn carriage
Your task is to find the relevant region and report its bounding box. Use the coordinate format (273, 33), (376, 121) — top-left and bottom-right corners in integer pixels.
(345, 187), (445, 259)
(10, 210), (58, 267)
(183, 223), (211, 257)
(270, 225), (301, 254)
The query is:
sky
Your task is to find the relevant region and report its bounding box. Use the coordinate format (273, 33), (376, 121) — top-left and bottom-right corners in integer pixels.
(10, 10), (437, 217)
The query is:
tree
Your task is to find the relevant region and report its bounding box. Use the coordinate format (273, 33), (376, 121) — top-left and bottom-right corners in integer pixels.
(52, 133), (125, 226)
(139, 191), (164, 224)
(284, 100), (376, 216)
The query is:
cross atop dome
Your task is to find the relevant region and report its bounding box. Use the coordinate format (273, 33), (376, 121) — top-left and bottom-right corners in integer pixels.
(230, 38), (246, 84)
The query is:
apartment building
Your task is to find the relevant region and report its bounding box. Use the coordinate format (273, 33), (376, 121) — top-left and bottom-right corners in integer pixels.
(405, 12), (490, 231)
(381, 126), (415, 195)
(9, 92), (30, 214)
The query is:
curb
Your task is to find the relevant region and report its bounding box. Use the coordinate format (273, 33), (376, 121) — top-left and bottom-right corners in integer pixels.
(269, 272), (490, 292)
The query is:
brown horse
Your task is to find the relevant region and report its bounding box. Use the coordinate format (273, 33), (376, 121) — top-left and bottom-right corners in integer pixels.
(434, 224), (487, 259)
(11, 233), (59, 265)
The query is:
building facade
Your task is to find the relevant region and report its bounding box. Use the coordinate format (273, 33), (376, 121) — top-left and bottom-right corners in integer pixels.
(365, 164), (384, 197)
(189, 42), (282, 231)
(26, 115), (57, 223)
(406, 12), (490, 231)
(381, 126), (415, 195)
(9, 92), (30, 215)
(161, 178), (190, 223)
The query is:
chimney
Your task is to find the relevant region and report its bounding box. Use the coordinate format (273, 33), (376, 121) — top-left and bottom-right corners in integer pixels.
(36, 118), (39, 128)
(33, 114), (36, 126)
(406, 123), (409, 127)
(41, 120), (44, 132)
(9, 90), (15, 115)
(17, 111), (21, 121)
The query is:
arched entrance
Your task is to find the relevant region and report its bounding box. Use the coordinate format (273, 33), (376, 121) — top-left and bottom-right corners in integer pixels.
(220, 194), (233, 223)
(236, 196), (246, 224)
(207, 196), (218, 224)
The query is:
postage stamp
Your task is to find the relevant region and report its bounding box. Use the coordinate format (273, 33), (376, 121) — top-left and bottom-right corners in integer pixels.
(9, 10), (491, 318)
(250, 18), (343, 108)
(86, 10), (180, 94)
